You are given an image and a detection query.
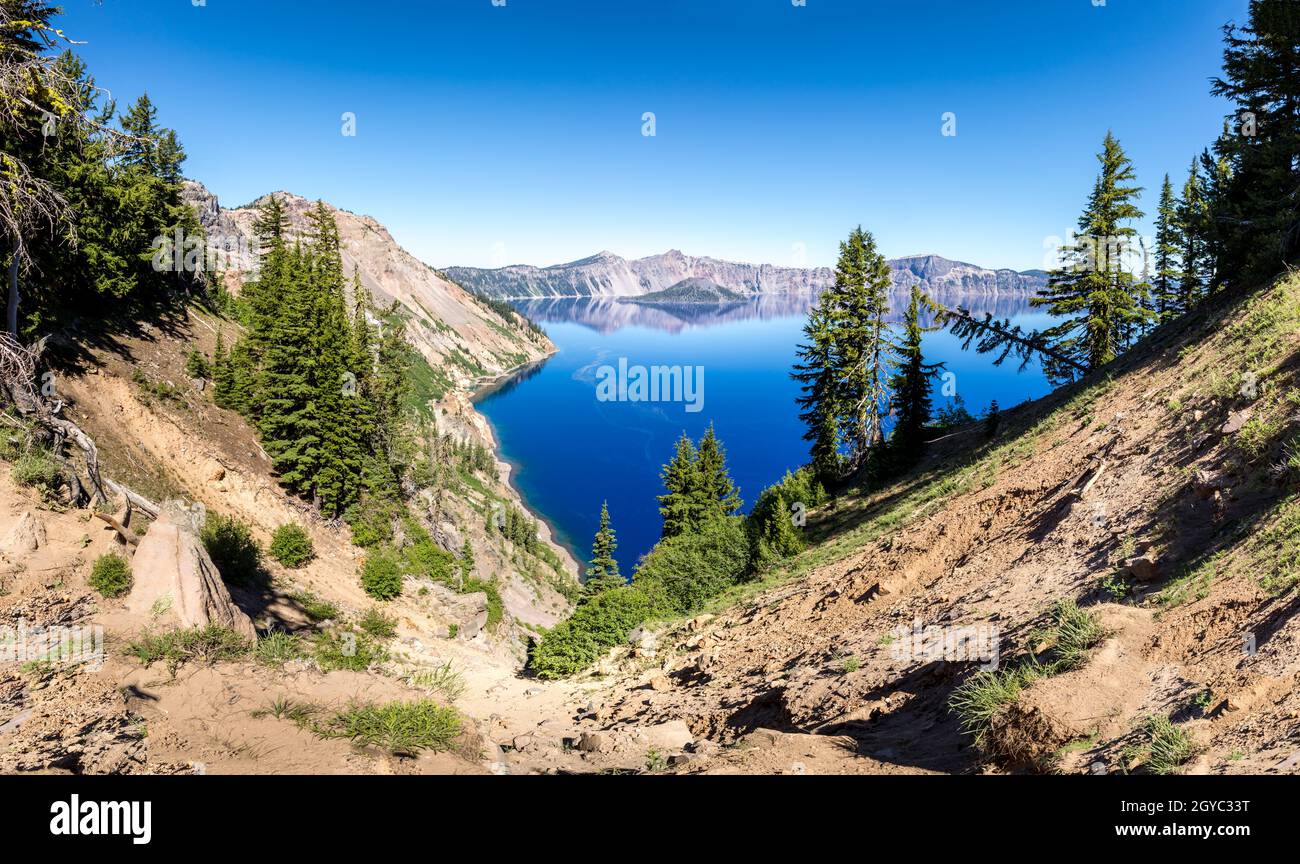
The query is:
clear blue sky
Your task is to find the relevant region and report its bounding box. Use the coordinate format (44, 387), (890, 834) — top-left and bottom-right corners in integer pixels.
(58, 0), (1246, 271)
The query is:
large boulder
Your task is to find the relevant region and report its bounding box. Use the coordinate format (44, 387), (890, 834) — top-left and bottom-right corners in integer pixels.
(0, 511), (46, 556)
(125, 501), (255, 639)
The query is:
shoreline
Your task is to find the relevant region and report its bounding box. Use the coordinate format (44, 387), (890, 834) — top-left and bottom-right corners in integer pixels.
(468, 352), (585, 582)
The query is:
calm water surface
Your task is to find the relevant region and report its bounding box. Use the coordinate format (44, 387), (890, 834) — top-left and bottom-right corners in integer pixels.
(475, 293), (1054, 575)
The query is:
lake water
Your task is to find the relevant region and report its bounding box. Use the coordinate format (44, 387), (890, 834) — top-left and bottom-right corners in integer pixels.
(475, 293), (1055, 576)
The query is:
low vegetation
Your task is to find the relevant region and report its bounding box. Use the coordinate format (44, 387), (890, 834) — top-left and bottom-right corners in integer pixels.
(311, 700), (462, 756)
(88, 552), (133, 598)
(126, 625), (252, 674)
(268, 523), (315, 568)
(201, 513), (265, 586)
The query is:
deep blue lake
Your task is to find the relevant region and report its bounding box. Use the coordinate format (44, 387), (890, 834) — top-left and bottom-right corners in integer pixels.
(475, 293), (1054, 576)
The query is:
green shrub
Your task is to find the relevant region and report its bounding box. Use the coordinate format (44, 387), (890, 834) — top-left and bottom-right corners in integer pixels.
(405, 662), (466, 702)
(464, 577), (504, 630)
(290, 590), (340, 623)
(749, 470), (824, 568)
(12, 451), (60, 495)
(360, 549), (403, 600)
(89, 553), (132, 598)
(344, 500), (396, 549)
(269, 523), (315, 568)
(312, 700), (461, 756)
(634, 517), (750, 615)
(359, 607), (398, 639)
(312, 630), (389, 672)
(402, 539), (455, 583)
(201, 513), (265, 586)
(184, 349), (210, 380)
(529, 582), (675, 680)
(126, 625), (251, 674)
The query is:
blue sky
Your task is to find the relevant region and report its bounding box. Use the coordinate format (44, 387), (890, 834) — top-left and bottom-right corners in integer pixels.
(58, 0), (1246, 271)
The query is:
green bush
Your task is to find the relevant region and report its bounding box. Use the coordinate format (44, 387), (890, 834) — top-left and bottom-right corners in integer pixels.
(89, 553), (132, 598)
(464, 577), (504, 630)
(12, 451), (60, 495)
(633, 516), (750, 615)
(403, 539), (455, 583)
(290, 590), (340, 623)
(360, 549), (403, 600)
(269, 523), (315, 568)
(312, 630), (389, 672)
(359, 607), (398, 638)
(201, 513), (265, 586)
(748, 468), (826, 568)
(529, 582), (675, 680)
(344, 500), (396, 549)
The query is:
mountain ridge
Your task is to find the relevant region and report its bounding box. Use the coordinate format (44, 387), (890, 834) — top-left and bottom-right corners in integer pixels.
(444, 250), (1048, 301)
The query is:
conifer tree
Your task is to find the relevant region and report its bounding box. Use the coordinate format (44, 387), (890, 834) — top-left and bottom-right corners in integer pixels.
(212, 330), (234, 408)
(1151, 174), (1183, 321)
(833, 227), (896, 472)
(459, 538), (475, 589)
(1208, 0), (1300, 285)
(1033, 132), (1150, 383)
(888, 286), (942, 469)
(793, 300), (842, 486)
(658, 433), (700, 540)
(693, 423), (742, 521)
(1176, 158), (1211, 312)
(751, 489), (804, 568)
(584, 501), (623, 594)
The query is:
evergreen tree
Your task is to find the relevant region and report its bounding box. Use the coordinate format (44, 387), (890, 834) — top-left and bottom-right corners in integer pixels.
(1208, 0), (1300, 285)
(1176, 158), (1211, 312)
(832, 227), (896, 473)
(792, 300), (842, 486)
(459, 538), (475, 589)
(658, 433), (700, 540)
(693, 423), (742, 520)
(888, 286), (942, 469)
(212, 330), (234, 408)
(1151, 174), (1183, 321)
(1033, 132), (1150, 383)
(584, 501), (623, 593)
(751, 489), (804, 568)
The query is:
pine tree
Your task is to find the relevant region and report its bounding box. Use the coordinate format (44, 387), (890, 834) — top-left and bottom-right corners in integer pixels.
(1033, 132), (1150, 383)
(751, 489), (804, 568)
(888, 286), (942, 469)
(212, 330), (234, 408)
(793, 299), (842, 486)
(584, 501), (623, 593)
(832, 227), (896, 473)
(693, 423), (742, 521)
(1208, 0), (1300, 285)
(1151, 174), (1183, 321)
(658, 433), (700, 540)
(1176, 158), (1211, 312)
(459, 538), (475, 590)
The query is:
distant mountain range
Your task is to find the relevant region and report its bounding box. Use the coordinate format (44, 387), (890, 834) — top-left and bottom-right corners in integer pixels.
(443, 250), (1048, 301)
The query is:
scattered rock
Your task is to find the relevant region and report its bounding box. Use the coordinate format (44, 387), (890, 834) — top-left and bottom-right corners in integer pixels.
(647, 675), (672, 692)
(124, 501), (256, 639)
(1120, 555), (1159, 583)
(208, 467), (226, 482)
(1, 511), (47, 556)
(1221, 410), (1251, 436)
(687, 614), (714, 632)
(640, 720), (694, 751)
(578, 731), (613, 754)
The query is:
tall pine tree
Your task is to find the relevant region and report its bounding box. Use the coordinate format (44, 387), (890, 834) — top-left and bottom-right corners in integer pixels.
(888, 286), (942, 469)
(1033, 132), (1150, 383)
(1151, 174), (1183, 321)
(584, 501), (623, 594)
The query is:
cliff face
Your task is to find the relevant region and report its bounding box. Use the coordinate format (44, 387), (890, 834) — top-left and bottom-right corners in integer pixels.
(444, 250), (1048, 300)
(183, 182), (554, 390)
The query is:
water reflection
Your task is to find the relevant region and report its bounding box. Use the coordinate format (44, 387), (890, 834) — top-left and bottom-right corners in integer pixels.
(513, 291), (1037, 335)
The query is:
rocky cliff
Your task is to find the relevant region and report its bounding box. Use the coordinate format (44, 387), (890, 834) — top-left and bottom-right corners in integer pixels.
(444, 250), (1048, 301)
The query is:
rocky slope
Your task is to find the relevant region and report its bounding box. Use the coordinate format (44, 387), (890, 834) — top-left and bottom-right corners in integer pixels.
(444, 250), (1047, 301)
(182, 182), (553, 391)
(490, 273), (1300, 776)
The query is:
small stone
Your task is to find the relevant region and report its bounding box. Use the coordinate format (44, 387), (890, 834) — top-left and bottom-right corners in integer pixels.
(648, 675), (672, 692)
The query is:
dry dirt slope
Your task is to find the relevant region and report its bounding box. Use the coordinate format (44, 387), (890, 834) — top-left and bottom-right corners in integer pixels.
(522, 273), (1300, 776)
